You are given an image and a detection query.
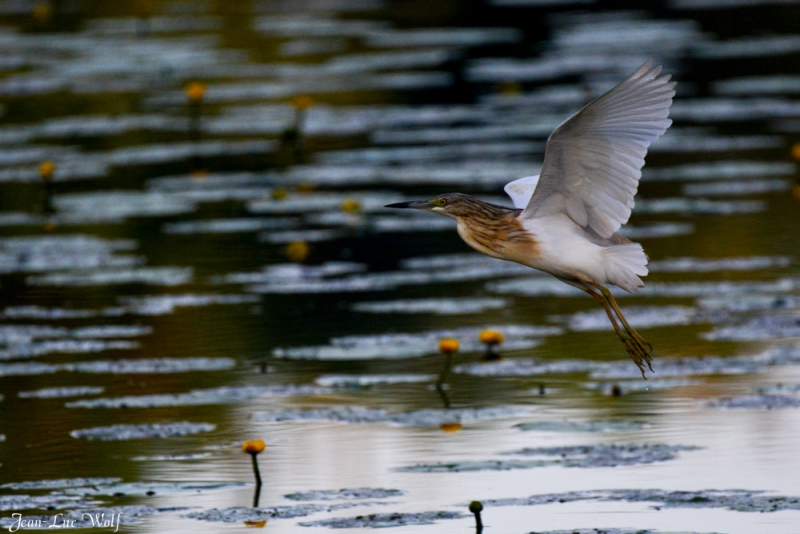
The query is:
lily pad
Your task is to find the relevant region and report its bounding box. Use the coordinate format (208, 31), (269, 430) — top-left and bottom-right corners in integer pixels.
(483, 488), (800, 513)
(285, 488), (404, 501)
(299, 510), (465, 528)
(66, 385), (331, 409)
(55, 481), (244, 497)
(26, 267), (193, 287)
(515, 420), (648, 433)
(273, 325), (560, 360)
(1, 478), (121, 490)
(351, 297), (509, 315)
(314, 374), (436, 387)
(396, 444), (699, 472)
(253, 406), (526, 426)
(70, 422), (216, 440)
(18, 386), (105, 399)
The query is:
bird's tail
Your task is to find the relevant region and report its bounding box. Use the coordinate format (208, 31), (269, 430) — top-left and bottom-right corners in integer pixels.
(603, 243), (648, 293)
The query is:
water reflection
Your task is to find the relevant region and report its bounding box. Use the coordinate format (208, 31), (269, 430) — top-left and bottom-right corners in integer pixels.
(0, 1), (799, 533)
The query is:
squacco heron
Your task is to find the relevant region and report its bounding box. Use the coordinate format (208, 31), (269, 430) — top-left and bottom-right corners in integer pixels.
(387, 60), (675, 377)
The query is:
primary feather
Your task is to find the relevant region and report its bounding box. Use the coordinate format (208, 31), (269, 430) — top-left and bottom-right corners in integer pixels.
(520, 59), (676, 238)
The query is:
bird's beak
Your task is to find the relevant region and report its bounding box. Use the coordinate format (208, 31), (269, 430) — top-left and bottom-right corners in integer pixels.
(384, 200), (434, 210)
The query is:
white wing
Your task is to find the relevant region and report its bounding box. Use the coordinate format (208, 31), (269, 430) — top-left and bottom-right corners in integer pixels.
(504, 174), (539, 209)
(521, 59), (675, 238)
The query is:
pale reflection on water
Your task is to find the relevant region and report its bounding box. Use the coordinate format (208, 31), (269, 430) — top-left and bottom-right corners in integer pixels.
(0, 0), (799, 533)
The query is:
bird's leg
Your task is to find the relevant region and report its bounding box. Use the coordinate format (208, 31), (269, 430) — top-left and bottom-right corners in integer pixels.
(579, 285), (647, 377)
(579, 286), (625, 340)
(588, 282), (654, 375)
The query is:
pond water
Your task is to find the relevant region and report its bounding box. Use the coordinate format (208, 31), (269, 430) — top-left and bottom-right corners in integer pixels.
(0, 1), (799, 533)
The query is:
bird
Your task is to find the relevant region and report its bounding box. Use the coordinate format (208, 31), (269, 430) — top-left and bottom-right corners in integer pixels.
(386, 59), (676, 377)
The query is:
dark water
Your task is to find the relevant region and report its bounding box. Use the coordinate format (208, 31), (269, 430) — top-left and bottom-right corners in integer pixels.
(0, 1), (799, 533)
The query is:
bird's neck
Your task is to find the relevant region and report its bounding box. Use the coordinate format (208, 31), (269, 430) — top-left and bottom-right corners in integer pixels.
(455, 203), (536, 262)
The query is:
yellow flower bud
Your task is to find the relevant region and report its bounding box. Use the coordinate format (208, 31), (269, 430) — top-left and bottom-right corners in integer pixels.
(39, 161), (55, 181)
(271, 187), (288, 201)
(341, 199), (360, 213)
(285, 241), (310, 263)
(438, 338), (459, 354)
(241, 439), (266, 455)
(185, 82), (206, 103)
(292, 96), (314, 110)
(479, 329), (504, 345)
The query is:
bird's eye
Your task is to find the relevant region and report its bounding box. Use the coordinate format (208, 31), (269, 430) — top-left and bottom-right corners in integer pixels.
(438, 199), (447, 206)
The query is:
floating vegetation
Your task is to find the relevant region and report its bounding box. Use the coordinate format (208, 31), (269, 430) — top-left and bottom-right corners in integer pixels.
(671, 98), (800, 123)
(351, 297), (509, 315)
(248, 191), (402, 215)
(1, 478), (121, 490)
(694, 35), (800, 59)
(1, 306), (99, 320)
(396, 444), (699, 472)
(565, 306), (699, 331)
(0, 494), (92, 513)
(314, 374), (437, 387)
(285, 488), (404, 501)
(66, 357), (236, 374)
(528, 530), (716, 534)
(215, 262), (367, 285)
(118, 294), (260, 316)
(710, 395), (800, 410)
(235, 252), (542, 293)
(488, 277), (800, 299)
(515, 420), (649, 433)
(456, 344), (800, 379)
(0, 339), (140, 361)
(0, 357), (236, 377)
(701, 314), (800, 341)
(698, 294), (800, 313)
(18, 386), (105, 399)
(648, 256), (791, 273)
(55, 481), (245, 497)
(0, 235), (140, 274)
(272, 325), (560, 360)
(67, 385), (332, 409)
(644, 160), (797, 181)
(27, 267), (193, 287)
(53, 191), (197, 222)
(633, 197), (766, 215)
(130, 453), (213, 462)
(510, 444), (700, 467)
(683, 179), (791, 196)
(70, 422), (216, 440)
(618, 222), (694, 239)
(186, 505), (324, 522)
(713, 75), (800, 96)
(252, 406), (527, 426)
(163, 218), (298, 235)
(482, 488), (800, 513)
(299, 511), (465, 528)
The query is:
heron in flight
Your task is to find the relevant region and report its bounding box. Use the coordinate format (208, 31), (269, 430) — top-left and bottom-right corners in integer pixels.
(386, 60), (675, 377)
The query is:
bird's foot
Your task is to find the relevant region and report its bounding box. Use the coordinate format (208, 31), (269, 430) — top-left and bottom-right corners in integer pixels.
(620, 330), (654, 378)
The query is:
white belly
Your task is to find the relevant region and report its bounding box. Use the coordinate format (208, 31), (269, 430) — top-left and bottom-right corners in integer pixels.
(522, 214), (607, 282)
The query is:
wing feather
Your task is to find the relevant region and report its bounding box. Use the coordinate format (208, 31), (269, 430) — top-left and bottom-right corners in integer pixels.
(520, 59), (675, 237)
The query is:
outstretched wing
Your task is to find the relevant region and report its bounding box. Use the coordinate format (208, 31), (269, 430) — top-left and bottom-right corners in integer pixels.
(503, 174), (539, 209)
(521, 59), (675, 238)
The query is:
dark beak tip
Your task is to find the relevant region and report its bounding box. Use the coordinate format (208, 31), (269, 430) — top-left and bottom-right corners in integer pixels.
(385, 201), (415, 209)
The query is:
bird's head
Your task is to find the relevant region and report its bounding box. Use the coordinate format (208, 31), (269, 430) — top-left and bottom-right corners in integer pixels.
(385, 193), (480, 220)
